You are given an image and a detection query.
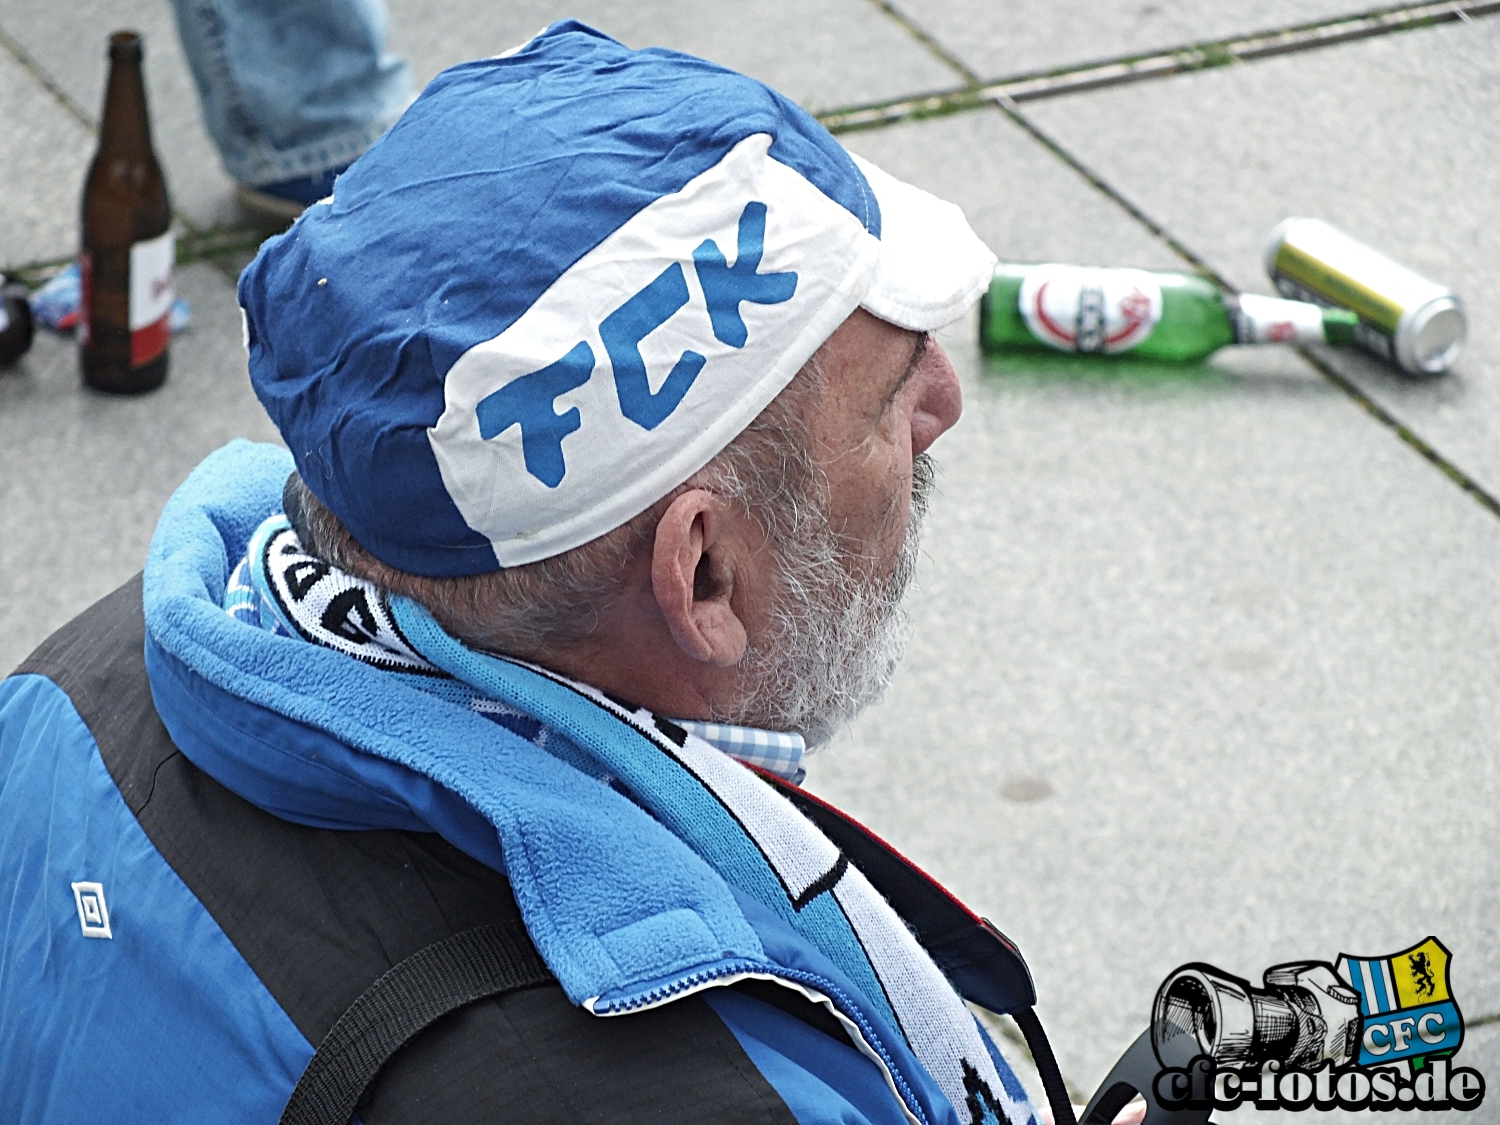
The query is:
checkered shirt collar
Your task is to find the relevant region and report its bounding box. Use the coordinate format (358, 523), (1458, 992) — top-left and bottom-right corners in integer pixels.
(673, 720), (807, 784)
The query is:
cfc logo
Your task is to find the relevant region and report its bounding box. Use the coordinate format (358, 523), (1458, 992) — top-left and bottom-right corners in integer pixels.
(1339, 938), (1464, 1066)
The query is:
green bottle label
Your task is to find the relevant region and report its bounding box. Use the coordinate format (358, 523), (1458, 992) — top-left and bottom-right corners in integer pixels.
(1019, 265), (1163, 353)
(1233, 293), (1328, 344)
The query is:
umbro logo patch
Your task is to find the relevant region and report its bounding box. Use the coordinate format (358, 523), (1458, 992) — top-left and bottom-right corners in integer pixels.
(71, 881), (113, 939)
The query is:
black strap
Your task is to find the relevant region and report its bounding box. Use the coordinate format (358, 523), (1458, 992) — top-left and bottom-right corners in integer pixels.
(1014, 1006), (1078, 1125)
(278, 920), (553, 1125)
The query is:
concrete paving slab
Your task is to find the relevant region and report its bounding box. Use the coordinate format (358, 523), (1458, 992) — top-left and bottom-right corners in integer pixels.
(1024, 16), (1500, 503)
(884, 0), (1369, 84)
(808, 114), (1500, 1095)
(0, 262), (280, 675)
(0, 0), (955, 256)
(0, 0), (240, 237)
(389, 0), (957, 113)
(807, 305), (1500, 1097)
(0, 48), (94, 266)
(840, 110), (1186, 272)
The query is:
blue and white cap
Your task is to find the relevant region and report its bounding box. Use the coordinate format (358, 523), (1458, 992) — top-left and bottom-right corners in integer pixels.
(241, 21), (995, 576)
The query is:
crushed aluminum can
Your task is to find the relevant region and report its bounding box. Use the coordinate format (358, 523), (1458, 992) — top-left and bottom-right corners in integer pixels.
(31, 263), (82, 331)
(30, 261), (191, 335)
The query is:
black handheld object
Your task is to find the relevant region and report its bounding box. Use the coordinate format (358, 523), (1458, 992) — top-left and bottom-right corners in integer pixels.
(1081, 1023), (1210, 1125)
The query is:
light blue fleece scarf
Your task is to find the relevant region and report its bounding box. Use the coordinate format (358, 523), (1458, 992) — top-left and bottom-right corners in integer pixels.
(223, 514), (806, 781)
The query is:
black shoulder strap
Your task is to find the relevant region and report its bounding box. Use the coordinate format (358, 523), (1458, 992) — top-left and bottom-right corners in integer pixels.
(1013, 1006), (1078, 1125)
(278, 920), (553, 1125)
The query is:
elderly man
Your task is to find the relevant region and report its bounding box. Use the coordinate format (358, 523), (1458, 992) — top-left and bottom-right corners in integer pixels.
(0, 22), (1078, 1125)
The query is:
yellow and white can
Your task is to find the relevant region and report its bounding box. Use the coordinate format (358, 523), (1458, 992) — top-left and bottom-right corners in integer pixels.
(1265, 218), (1465, 375)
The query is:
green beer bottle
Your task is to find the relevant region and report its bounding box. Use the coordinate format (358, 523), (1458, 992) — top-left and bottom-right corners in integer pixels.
(980, 263), (1358, 361)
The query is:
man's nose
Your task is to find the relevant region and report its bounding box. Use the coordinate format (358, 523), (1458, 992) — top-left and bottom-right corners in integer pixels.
(909, 340), (962, 457)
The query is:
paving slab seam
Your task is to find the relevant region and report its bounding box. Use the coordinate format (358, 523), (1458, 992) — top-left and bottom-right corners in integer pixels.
(4, 227), (272, 287)
(861, 0), (981, 82)
(17, 1), (1489, 280)
(1293, 349), (1500, 520)
(851, 0), (1313, 285)
(0, 16), (208, 246)
(0, 19), (96, 133)
(829, 0), (1500, 133)
(987, 97), (1232, 288)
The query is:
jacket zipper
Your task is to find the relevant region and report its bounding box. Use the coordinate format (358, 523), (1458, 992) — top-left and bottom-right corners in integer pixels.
(587, 961), (929, 1125)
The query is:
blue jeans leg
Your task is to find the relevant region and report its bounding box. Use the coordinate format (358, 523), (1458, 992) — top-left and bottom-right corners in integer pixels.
(169, 0), (411, 187)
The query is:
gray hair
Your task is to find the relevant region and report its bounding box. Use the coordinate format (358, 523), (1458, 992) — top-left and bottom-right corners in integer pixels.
(289, 354), (830, 663)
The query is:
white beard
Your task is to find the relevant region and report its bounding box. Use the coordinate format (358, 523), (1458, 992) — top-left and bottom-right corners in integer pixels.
(725, 453), (934, 748)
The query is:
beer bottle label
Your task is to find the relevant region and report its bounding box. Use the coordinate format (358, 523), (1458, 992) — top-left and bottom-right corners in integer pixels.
(128, 229), (174, 366)
(1018, 264), (1162, 354)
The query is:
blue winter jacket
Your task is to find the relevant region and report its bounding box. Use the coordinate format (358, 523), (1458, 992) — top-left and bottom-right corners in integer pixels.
(0, 441), (1041, 1124)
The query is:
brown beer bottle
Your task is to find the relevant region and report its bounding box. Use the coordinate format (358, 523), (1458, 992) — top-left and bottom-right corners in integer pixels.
(80, 31), (173, 394)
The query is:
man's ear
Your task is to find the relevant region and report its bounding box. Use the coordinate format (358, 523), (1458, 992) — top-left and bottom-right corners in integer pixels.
(651, 489), (749, 667)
